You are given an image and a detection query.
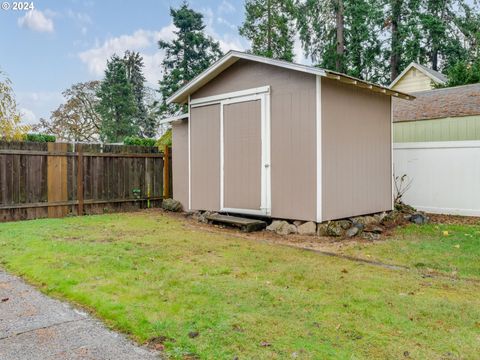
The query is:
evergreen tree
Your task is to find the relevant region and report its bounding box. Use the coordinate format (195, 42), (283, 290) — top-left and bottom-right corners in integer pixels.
(386, 0), (479, 82)
(344, 0), (383, 82)
(297, 0), (383, 80)
(123, 51), (154, 137)
(294, 0), (480, 84)
(385, 0), (423, 82)
(96, 55), (138, 143)
(419, 0), (467, 72)
(158, 3), (223, 117)
(296, 0), (343, 71)
(239, 0), (295, 61)
(440, 58), (480, 87)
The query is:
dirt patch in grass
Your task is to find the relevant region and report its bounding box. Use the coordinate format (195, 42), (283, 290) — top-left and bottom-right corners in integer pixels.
(162, 209), (480, 280)
(429, 213), (480, 225)
(162, 209), (402, 254)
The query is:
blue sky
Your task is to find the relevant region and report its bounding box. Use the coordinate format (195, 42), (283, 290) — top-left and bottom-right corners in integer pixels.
(0, 0), (270, 124)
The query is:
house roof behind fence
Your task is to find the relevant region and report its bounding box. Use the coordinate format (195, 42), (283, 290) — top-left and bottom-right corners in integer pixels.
(393, 83), (480, 122)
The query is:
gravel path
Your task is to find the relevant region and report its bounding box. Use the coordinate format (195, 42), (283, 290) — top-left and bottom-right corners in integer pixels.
(0, 270), (160, 360)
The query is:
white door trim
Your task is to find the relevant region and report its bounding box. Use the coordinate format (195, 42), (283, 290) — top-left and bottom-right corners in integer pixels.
(191, 86), (270, 107)
(390, 96), (394, 210)
(316, 75), (322, 222)
(220, 93), (271, 216)
(188, 95), (192, 211)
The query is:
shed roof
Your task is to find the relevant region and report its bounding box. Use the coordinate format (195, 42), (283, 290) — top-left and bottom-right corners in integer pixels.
(393, 83), (480, 122)
(389, 62), (447, 89)
(167, 51), (413, 104)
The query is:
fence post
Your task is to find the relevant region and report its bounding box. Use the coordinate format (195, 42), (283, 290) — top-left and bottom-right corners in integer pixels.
(77, 144), (84, 216)
(47, 143), (68, 218)
(163, 145), (170, 199)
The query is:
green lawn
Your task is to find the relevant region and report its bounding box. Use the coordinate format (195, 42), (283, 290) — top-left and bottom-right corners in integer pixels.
(0, 211), (479, 359)
(343, 223), (480, 279)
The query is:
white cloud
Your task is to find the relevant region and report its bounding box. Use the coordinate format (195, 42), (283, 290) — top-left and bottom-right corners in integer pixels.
(293, 32), (310, 65)
(15, 91), (63, 123)
(79, 30), (155, 76)
(18, 9), (54, 33)
(67, 9), (92, 24)
(78, 14), (246, 88)
(19, 108), (36, 124)
(219, 0), (236, 14)
(202, 7), (246, 52)
(215, 33), (246, 53)
(217, 17), (237, 31)
(78, 25), (176, 86)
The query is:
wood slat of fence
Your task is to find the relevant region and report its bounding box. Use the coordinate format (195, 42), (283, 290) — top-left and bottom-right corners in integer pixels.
(0, 142), (171, 222)
(77, 144), (84, 216)
(47, 143), (68, 218)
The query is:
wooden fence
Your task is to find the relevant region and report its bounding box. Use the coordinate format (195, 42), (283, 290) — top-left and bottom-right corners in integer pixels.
(0, 141), (172, 222)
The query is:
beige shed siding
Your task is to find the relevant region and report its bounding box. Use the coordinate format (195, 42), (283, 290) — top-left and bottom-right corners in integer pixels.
(190, 104), (221, 211)
(391, 68), (434, 93)
(223, 100), (262, 210)
(321, 78), (392, 220)
(172, 121), (189, 210)
(192, 60), (317, 221)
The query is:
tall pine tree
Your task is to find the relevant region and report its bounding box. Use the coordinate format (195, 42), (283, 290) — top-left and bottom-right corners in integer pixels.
(239, 0), (296, 61)
(158, 3), (223, 117)
(297, 0), (383, 80)
(296, 0), (343, 70)
(385, 0), (423, 82)
(344, 0), (383, 82)
(96, 55), (138, 143)
(419, 0), (467, 71)
(123, 51), (156, 138)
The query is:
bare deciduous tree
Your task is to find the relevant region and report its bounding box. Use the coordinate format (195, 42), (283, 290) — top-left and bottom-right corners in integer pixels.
(37, 81), (101, 142)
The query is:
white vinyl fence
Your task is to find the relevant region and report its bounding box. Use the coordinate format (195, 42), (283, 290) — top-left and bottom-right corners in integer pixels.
(393, 141), (480, 216)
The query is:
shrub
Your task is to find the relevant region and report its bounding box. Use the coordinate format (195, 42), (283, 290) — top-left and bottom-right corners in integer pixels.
(24, 133), (56, 143)
(123, 136), (157, 147)
(156, 129), (172, 149)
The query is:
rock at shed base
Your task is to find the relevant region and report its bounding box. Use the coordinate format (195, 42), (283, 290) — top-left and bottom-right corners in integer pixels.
(266, 220), (284, 232)
(361, 232), (381, 241)
(317, 223), (329, 236)
(297, 221), (316, 235)
(364, 225), (384, 234)
(293, 220), (304, 227)
(410, 212), (429, 225)
(351, 216), (377, 226)
(345, 226), (359, 238)
(267, 220), (297, 235)
(327, 222), (345, 237)
(162, 198), (182, 212)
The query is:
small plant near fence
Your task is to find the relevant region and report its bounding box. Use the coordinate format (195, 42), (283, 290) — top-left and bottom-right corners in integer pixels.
(24, 133), (56, 143)
(394, 172), (413, 204)
(123, 136), (157, 147)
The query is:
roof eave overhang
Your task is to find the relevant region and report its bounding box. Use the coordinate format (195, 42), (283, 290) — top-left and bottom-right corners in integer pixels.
(168, 51), (414, 104)
(323, 70), (414, 100)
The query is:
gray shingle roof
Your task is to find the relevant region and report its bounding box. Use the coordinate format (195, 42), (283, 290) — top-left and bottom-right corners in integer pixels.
(415, 63), (448, 83)
(393, 83), (480, 122)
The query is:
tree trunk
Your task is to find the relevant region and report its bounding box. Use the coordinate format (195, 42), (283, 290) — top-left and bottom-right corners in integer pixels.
(336, 0), (345, 72)
(431, 50), (438, 71)
(390, 0), (402, 82)
(430, 1), (447, 71)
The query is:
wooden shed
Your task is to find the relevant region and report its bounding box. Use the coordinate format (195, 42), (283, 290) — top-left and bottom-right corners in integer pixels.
(163, 51), (412, 222)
